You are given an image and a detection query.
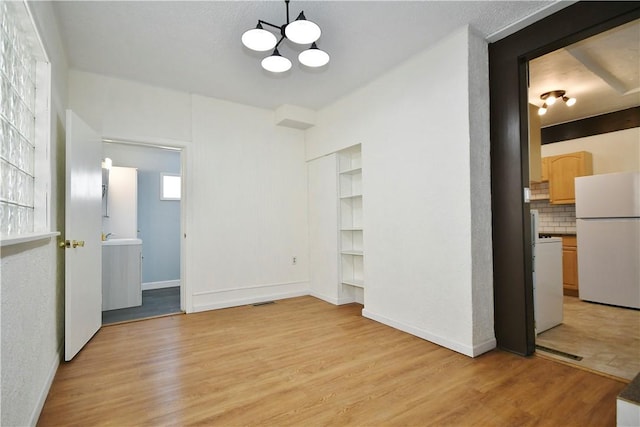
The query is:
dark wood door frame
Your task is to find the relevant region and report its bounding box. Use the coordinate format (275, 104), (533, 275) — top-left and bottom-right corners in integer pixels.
(489, 2), (640, 356)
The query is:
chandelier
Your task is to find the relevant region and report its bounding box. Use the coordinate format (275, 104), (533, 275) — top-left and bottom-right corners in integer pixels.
(538, 90), (576, 116)
(241, 0), (330, 73)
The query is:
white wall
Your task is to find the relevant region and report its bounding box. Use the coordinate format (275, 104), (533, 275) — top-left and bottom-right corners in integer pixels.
(68, 70), (310, 313)
(467, 29), (494, 351)
(305, 26), (495, 357)
(188, 95), (309, 311)
(67, 70), (192, 143)
(1, 2), (68, 425)
(542, 127), (640, 173)
(1, 240), (59, 426)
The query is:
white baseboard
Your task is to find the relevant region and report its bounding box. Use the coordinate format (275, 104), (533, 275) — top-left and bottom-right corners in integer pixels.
(193, 289), (309, 312)
(29, 343), (61, 426)
(362, 309), (496, 358)
(309, 291), (356, 306)
(309, 291), (339, 305)
(192, 281), (310, 312)
(472, 337), (498, 357)
(337, 296), (357, 305)
(142, 280), (180, 291)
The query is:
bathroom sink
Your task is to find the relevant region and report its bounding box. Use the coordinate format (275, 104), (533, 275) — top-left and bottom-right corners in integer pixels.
(102, 238), (142, 246)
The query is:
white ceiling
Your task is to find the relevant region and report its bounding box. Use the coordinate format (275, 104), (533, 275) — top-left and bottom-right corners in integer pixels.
(52, 0), (565, 111)
(529, 19), (640, 126)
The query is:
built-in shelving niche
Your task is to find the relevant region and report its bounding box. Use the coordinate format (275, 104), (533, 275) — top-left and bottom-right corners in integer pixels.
(337, 144), (364, 304)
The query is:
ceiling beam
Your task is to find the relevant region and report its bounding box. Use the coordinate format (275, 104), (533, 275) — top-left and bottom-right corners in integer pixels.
(566, 46), (639, 95)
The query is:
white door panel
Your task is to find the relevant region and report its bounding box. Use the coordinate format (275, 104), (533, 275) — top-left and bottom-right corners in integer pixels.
(65, 110), (102, 361)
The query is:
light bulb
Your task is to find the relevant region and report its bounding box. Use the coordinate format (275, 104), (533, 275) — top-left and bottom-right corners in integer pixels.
(298, 43), (329, 67)
(546, 95), (557, 105)
(261, 49), (292, 73)
(285, 12), (321, 44)
(242, 24), (277, 52)
(565, 97), (576, 107)
(538, 106), (547, 116)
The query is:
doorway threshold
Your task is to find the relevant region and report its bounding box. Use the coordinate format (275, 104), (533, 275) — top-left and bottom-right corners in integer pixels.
(103, 311), (184, 327)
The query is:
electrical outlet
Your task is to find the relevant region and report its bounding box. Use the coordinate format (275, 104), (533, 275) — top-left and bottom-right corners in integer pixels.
(292, 256), (297, 265)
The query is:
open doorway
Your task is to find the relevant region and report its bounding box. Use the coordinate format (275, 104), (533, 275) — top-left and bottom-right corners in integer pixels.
(526, 19), (640, 381)
(100, 140), (184, 324)
(489, 2), (639, 360)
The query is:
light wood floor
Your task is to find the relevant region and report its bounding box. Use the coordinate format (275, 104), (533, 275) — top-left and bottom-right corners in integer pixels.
(536, 296), (640, 381)
(39, 296), (626, 426)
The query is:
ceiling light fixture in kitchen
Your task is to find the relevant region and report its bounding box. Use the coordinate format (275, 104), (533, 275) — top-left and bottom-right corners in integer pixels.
(241, 0), (329, 73)
(538, 90), (576, 116)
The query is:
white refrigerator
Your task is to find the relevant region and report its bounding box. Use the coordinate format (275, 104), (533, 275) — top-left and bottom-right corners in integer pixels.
(575, 172), (640, 309)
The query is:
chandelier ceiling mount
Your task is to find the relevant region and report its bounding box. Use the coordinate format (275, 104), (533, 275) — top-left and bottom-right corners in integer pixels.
(241, 0), (329, 73)
(538, 90), (576, 116)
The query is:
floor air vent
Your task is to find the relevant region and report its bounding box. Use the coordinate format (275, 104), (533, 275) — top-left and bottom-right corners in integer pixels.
(252, 301), (275, 307)
(536, 345), (583, 361)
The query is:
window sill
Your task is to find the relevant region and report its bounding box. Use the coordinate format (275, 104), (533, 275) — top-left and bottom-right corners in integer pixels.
(1, 231), (60, 247)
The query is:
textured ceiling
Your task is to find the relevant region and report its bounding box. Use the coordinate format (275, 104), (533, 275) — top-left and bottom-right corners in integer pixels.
(529, 19), (640, 126)
(53, 0), (564, 111)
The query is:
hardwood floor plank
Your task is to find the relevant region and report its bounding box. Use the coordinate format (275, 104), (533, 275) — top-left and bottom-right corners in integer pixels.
(38, 296), (625, 426)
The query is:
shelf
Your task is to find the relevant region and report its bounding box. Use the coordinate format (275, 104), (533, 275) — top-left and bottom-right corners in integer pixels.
(338, 144), (364, 301)
(339, 166), (362, 176)
(342, 279), (364, 288)
(341, 250), (363, 256)
(530, 194), (550, 201)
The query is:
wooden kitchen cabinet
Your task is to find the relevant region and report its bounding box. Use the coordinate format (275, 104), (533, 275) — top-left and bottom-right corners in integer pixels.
(541, 157), (549, 182)
(547, 151), (593, 204)
(562, 235), (579, 296)
(528, 104), (542, 183)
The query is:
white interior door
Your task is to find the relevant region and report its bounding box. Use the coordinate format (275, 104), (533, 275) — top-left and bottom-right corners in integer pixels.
(64, 110), (102, 361)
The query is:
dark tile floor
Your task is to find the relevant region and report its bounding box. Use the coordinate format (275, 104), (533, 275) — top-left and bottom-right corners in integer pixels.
(102, 286), (181, 325)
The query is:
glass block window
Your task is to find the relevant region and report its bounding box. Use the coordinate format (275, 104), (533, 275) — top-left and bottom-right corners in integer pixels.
(0, 1), (38, 236)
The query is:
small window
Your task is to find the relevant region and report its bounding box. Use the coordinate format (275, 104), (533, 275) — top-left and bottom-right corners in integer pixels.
(161, 173), (181, 200)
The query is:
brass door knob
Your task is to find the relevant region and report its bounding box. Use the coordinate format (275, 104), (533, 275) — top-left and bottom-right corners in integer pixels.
(59, 240), (86, 249)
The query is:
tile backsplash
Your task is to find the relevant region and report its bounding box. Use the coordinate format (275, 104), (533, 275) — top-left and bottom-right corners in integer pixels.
(530, 182), (550, 201)
(530, 182), (576, 234)
(531, 200), (576, 234)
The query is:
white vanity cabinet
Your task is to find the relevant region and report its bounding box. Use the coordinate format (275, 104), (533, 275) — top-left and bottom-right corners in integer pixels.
(102, 239), (143, 311)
